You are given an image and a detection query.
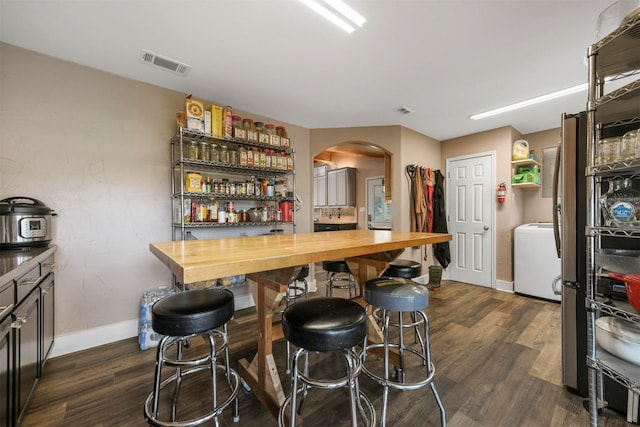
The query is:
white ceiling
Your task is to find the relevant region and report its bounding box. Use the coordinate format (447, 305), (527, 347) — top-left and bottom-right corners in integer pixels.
(0, 0), (617, 141)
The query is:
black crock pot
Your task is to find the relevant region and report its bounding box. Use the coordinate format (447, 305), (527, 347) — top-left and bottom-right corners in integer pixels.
(0, 197), (56, 249)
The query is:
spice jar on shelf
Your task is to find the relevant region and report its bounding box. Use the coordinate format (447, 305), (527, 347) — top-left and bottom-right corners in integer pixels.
(259, 149), (267, 167)
(219, 145), (230, 163)
(277, 126), (290, 147)
(243, 118), (258, 143)
(255, 122), (268, 145)
(198, 141), (210, 161)
(229, 148), (238, 165)
(232, 115), (246, 140)
(238, 146), (248, 166)
(185, 141), (199, 159)
(210, 143), (219, 162)
(265, 149), (272, 169)
(247, 147), (256, 166)
(265, 124), (279, 147)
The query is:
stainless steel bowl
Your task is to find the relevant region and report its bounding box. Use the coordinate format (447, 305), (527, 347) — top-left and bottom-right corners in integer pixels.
(595, 249), (640, 275)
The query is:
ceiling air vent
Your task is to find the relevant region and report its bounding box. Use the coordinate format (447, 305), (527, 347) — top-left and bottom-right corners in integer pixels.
(396, 106), (414, 115)
(140, 50), (190, 75)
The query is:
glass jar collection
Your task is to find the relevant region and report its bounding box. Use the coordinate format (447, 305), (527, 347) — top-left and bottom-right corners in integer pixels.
(183, 198), (285, 224)
(183, 140), (293, 171)
(596, 128), (640, 165)
(230, 116), (290, 148)
(188, 175), (283, 198)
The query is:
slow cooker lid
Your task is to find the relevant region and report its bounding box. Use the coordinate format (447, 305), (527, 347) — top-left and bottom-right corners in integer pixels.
(0, 197), (53, 215)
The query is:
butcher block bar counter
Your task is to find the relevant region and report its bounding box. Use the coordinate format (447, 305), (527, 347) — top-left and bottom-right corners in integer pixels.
(149, 230), (451, 418)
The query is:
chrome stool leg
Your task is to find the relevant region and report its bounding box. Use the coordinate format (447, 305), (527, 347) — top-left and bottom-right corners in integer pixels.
(362, 278), (446, 427)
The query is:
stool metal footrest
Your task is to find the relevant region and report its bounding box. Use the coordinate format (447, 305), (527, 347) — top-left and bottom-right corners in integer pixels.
(144, 329), (240, 427)
(278, 347), (376, 427)
(361, 309), (446, 427)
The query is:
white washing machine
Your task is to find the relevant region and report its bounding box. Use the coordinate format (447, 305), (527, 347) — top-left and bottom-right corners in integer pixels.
(514, 223), (561, 302)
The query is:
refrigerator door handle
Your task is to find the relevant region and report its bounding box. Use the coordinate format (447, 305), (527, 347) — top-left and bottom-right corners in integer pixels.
(552, 142), (562, 259)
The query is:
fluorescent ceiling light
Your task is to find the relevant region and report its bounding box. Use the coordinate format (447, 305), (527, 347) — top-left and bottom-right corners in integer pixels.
(470, 83), (588, 120)
(298, 0), (366, 34)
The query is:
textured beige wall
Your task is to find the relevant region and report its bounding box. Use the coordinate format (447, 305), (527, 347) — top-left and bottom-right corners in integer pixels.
(521, 127), (561, 223)
(0, 42), (311, 351)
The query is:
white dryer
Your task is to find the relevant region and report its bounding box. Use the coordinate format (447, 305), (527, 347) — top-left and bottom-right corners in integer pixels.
(514, 223), (561, 302)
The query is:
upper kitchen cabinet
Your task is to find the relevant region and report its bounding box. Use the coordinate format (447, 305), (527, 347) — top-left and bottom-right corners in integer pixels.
(314, 165), (327, 207)
(327, 167), (356, 207)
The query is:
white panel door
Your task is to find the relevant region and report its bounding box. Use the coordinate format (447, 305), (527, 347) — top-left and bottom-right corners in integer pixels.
(447, 153), (494, 287)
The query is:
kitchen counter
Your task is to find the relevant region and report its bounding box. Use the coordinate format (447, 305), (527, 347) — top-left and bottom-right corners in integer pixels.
(0, 245), (57, 284)
(150, 230), (450, 284)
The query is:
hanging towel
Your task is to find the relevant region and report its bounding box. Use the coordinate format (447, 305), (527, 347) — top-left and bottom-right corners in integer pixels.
(432, 169), (450, 268)
(425, 168), (435, 232)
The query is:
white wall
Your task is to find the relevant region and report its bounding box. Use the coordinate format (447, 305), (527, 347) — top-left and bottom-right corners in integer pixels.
(0, 42), (311, 355)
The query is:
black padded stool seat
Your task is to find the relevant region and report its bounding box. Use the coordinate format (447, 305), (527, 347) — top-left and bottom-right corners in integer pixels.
(322, 260), (352, 274)
(383, 259), (422, 279)
(294, 264), (309, 281)
(282, 297), (367, 352)
(152, 288), (234, 336)
(365, 277), (428, 312)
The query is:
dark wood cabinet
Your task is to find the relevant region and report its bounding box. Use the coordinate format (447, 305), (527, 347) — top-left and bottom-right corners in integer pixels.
(39, 274), (54, 370)
(0, 246), (55, 426)
(314, 223), (357, 232)
(14, 290), (39, 425)
(0, 314), (12, 427)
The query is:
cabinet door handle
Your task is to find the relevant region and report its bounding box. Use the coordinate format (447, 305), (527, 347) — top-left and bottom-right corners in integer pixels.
(11, 316), (27, 329)
(18, 278), (39, 286)
(42, 263), (56, 268)
(0, 304), (12, 319)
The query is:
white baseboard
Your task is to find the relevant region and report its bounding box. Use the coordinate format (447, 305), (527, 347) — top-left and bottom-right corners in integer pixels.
(496, 280), (514, 293)
(50, 318), (139, 358)
(51, 280), (321, 358)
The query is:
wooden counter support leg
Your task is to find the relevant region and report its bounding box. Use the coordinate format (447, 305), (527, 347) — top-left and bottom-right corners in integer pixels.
(238, 268), (298, 419)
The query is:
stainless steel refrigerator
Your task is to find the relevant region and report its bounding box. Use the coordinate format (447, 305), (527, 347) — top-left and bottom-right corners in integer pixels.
(554, 112), (589, 397)
(554, 111), (634, 414)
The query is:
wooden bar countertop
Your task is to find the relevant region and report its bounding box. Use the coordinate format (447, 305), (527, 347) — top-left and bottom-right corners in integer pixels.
(150, 230), (451, 284)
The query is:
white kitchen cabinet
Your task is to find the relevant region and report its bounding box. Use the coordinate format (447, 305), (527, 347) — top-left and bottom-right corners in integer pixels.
(327, 167), (356, 207)
(313, 165), (327, 207)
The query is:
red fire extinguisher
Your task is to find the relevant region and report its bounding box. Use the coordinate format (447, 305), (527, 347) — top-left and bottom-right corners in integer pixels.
(497, 183), (506, 204)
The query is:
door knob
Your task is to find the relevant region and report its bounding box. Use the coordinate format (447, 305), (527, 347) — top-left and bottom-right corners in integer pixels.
(483, 226), (489, 230)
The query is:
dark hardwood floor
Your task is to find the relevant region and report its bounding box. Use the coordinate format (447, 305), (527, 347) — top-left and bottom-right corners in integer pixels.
(22, 269), (633, 426)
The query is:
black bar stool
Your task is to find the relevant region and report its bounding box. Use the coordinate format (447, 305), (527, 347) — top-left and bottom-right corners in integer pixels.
(322, 260), (358, 298)
(382, 259), (422, 279)
(277, 265), (310, 375)
(378, 259), (424, 348)
(362, 278), (445, 427)
(278, 297), (376, 427)
(143, 288), (240, 427)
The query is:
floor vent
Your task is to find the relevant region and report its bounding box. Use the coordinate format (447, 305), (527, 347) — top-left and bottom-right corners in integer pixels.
(140, 50), (190, 75)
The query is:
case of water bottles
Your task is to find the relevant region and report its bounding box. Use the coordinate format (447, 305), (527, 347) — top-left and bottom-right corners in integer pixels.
(138, 286), (177, 350)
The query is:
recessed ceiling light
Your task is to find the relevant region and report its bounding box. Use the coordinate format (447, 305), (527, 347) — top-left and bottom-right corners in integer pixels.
(298, 0), (366, 34)
(469, 83), (588, 120)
